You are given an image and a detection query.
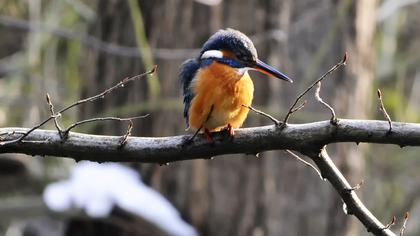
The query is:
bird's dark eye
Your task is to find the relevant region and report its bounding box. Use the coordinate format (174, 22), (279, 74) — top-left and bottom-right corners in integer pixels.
(222, 51), (255, 67)
(237, 56), (255, 67)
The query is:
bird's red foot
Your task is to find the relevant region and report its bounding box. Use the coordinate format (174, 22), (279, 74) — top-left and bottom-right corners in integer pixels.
(226, 123), (235, 137)
(204, 128), (214, 144)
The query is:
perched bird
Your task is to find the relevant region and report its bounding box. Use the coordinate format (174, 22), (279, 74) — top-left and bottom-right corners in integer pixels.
(180, 28), (292, 142)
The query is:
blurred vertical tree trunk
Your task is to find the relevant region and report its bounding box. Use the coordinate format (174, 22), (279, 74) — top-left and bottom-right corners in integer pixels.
(80, 0), (376, 235)
(330, 1), (377, 236)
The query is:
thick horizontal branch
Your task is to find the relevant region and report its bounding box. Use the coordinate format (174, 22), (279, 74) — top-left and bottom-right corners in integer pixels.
(1, 119), (413, 236)
(0, 119), (419, 163)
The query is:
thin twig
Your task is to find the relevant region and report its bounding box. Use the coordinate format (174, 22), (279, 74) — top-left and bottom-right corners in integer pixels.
(284, 150), (323, 180)
(343, 180), (365, 194)
(0, 131), (26, 139)
(0, 117), (55, 146)
(399, 212), (409, 236)
(315, 82), (338, 125)
(0, 67), (156, 146)
(184, 125), (203, 145)
(46, 93), (63, 135)
(377, 89), (392, 134)
(119, 120), (133, 149)
(383, 216), (396, 230)
(282, 52), (347, 126)
(61, 115), (149, 139)
(351, 180), (364, 191)
(185, 105), (214, 144)
(59, 66), (157, 115)
(242, 105), (280, 125)
(290, 100), (307, 113)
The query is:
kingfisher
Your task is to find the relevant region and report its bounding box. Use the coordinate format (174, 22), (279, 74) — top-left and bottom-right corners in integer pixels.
(180, 28), (292, 142)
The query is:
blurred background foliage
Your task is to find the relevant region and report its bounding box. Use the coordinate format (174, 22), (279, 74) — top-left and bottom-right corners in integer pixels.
(0, 0), (420, 235)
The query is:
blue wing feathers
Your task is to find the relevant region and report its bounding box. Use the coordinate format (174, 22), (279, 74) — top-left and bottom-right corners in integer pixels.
(179, 58), (200, 127)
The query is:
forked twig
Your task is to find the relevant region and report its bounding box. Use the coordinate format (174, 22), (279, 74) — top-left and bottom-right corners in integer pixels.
(0, 66), (156, 146)
(282, 52), (347, 126)
(290, 100), (307, 113)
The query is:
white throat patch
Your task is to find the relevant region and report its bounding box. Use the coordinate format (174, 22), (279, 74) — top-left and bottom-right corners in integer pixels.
(235, 67), (249, 75)
(201, 50), (223, 59)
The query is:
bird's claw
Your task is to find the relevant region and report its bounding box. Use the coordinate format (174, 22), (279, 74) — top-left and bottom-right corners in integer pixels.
(204, 128), (214, 144)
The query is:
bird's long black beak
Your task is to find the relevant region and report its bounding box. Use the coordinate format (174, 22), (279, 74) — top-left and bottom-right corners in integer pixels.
(254, 59), (293, 83)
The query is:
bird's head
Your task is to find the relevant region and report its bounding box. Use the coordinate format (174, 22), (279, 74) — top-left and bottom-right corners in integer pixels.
(199, 28), (293, 83)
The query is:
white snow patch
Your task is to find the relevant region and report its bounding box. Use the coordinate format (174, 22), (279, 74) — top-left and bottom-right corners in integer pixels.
(43, 161), (198, 236)
(194, 0), (222, 6)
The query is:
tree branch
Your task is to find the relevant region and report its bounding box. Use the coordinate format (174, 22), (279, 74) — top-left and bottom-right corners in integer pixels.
(0, 66), (156, 146)
(282, 52), (347, 125)
(303, 148), (395, 236)
(0, 58), (414, 236)
(0, 119), (417, 235)
(0, 119), (419, 162)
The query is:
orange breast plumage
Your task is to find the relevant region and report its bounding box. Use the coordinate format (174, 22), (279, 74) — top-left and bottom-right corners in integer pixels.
(188, 61), (254, 131)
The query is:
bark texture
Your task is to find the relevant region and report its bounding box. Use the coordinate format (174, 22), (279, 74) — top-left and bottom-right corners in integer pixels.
(0, 119), (419, 163)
